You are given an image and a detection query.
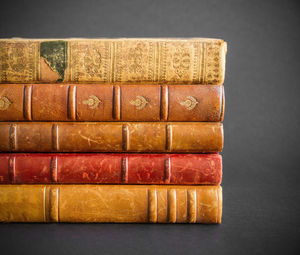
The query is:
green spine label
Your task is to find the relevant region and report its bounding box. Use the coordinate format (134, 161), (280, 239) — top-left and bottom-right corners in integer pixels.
(40, 41), (68, 81)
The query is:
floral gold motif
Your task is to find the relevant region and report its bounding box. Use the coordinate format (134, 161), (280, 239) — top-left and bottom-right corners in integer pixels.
(172, 47), (191, 78)
(83, 47), (102, 78)
(130, 96), (148, 110)
(83, 95), (101, 109)
(180, 96), (198, 110)
(0, 96), (12, 111)
(128, 43), (144, 74)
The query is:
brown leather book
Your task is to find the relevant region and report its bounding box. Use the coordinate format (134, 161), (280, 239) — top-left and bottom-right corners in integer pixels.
(0, 185), (222, 223)
(0, 122), (223, 152)
(0, 38), (226, 85)
(0, 84), (224, 121)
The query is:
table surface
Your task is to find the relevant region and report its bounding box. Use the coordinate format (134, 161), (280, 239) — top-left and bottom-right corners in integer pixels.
(0, 0), (299, 254)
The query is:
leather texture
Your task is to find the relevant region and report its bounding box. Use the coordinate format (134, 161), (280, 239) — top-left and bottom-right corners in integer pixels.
(0, 122), (223, 152)
(0, 38), (226, 85)
(0, 153), (222, 185)
(0, 185), (222, 223)
(0, 84), (224, 122)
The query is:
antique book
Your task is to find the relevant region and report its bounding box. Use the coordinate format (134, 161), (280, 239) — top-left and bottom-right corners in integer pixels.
(0, 122), (223, 152)
(0, 38), (227, 85)
(0, 84), (224, 122)
(0, 153), (222, 184)
(0, 185), (222, 223)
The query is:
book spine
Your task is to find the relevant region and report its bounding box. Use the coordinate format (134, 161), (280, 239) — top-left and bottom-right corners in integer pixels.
(0, 84), (224, 122)
(0, 153), (222, 185)
(0, 39), (226, 85)
(0, 185), (222, 223)
(0, 122), (223, 153)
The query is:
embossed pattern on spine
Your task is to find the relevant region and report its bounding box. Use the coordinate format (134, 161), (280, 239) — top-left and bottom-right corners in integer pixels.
(0, 38), (226, 84)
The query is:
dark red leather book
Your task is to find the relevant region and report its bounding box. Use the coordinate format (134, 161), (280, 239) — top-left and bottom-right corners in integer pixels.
(0, 153), (222, 185)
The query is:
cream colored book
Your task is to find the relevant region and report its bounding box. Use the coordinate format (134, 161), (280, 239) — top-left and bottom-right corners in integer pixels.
(0, 38), (226, 85)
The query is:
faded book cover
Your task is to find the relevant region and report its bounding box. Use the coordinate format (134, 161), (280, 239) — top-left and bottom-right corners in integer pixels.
(0, 185), (222, 223)
(0, 38), (227, 85)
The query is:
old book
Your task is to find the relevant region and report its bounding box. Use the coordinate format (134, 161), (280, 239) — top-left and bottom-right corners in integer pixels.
(0, 84), (224, 122)
(0, 38), (226, 85)
(0, 185), (222, 223)
(0, 153), (222, 185)
(0, 122), (223, 153)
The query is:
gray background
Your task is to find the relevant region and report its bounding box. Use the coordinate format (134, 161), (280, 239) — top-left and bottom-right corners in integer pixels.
(0, 0), (299, 254)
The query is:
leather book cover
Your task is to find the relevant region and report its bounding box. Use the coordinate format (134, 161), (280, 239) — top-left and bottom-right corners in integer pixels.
(0, 84), (224, 122)
(0, 184), (222, 223)
(0, 122), (223, 153)
(0, 38), (226, 85)
(0, 153), (222, 185)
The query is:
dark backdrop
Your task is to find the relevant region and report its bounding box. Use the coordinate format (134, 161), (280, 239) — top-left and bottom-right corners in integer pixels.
(0, 0), (299, 254)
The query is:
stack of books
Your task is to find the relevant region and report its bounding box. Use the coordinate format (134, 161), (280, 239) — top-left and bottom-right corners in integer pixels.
(0, 38), (226, 223)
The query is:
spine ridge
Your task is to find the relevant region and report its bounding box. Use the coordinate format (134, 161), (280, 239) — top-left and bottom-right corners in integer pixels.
(50, 156), (58, 183)
(51, 124), (59, 151)
(121, 156), (128, 183)
(23, 85), (32, 120)
(167, 189), (177, 223)
(67, 85), (76, 120)
(148, 189), (158, 223)
(8, 156), (15, 183)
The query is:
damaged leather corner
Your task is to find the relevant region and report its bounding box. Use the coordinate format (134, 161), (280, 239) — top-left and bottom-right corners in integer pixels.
(40, 57), (61, 82)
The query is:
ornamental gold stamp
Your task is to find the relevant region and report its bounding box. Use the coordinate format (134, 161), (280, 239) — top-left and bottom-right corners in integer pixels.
(0, 96), (12, 110)
(130, 96), (149, 110)
(83, 95), (101, 109)
(180, 96), (198, 110)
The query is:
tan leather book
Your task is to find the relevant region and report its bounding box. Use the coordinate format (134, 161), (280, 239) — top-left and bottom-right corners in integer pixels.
(0, 122), (223, 152)
(0, 185), (222, 223)
(0, 84), (224, 121)
(0, 38), (226, 85)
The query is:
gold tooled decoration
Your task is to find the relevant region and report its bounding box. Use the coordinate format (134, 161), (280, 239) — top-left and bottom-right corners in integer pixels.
(0, 96), (12, 111)
(180, 96), (198, 110)
(130, 96), (148, 110)
(83, 95), (101, 109)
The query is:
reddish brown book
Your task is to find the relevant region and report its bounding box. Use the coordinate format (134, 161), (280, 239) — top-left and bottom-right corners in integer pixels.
(0, 84), (224, 122)
(0, 122), (223, 153)
(0, 153), (222, 185)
